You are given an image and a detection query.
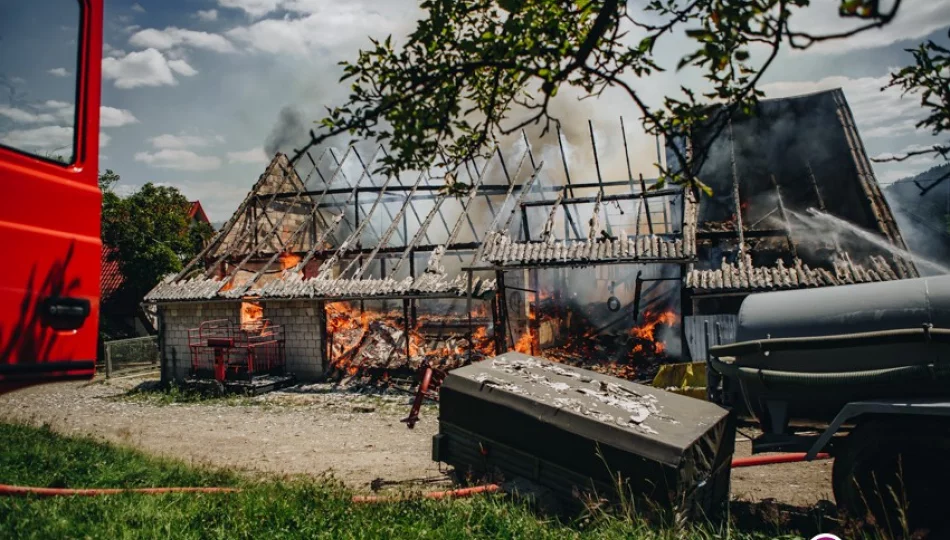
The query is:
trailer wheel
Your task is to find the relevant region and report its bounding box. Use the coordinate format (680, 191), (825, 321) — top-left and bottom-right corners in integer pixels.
(832, 420), (950, 534)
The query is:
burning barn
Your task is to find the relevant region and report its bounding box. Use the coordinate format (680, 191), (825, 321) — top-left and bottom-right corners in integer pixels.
(147, 87), (916, 388)
(679, 88), (918, 358)
(146, 144), (540, 386)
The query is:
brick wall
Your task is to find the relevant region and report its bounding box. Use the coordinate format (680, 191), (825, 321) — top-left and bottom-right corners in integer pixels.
(260, 300), (325, 379)
(159, 299), (326, 382)
(159, 302), (240, 382)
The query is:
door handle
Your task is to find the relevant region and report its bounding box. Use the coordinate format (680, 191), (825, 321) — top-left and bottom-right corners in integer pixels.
(41, 297), (91, 331)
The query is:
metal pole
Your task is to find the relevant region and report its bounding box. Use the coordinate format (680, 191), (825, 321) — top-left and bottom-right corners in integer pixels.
(639, 174), (654, 234)
(403, 298), (411, 365)
(770, 173), (798, 259)
(496, 270), (512, 353)
(467, 269), (474, 363)
(620, 116), (639, 197)
(589, 120), (605, 197)
(105, 343), (113, 379)
(728, 117), (746, 260)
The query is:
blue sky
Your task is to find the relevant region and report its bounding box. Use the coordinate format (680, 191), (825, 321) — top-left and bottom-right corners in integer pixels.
(1, 0), (948, 222)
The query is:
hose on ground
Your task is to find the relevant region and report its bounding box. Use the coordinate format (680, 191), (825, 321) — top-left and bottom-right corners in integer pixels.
(1, 452), (835, 500)
(731, 453), (831, 468)
(0, 485), (239, 497)
(0, 482), (504, 502)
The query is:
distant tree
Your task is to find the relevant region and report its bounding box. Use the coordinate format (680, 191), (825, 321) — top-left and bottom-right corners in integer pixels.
(101, 174), (212, 303)
(289, 0), (943, 196)
(872, 30), (950, 195)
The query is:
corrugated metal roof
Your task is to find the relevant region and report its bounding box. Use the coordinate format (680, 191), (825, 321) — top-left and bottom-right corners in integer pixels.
(685, 253), (904, 293)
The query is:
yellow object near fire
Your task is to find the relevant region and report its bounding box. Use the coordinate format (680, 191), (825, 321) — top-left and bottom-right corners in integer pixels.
(652, 362), (707, 400)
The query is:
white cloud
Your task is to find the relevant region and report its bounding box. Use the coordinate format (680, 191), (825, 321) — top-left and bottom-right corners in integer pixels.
(134, 149), (222, 171)
(103, 43), (127, 58)
(168, 59), (198, 76)
(100, 132), (112, 148)
(102, 48), (193, 89)
(0, 125), (73, 151)
(114, 184), (137, 197)
(227, 147), (267, 164)
(48, 68), (69, 77)
(0, 101), (76, 125)
(129, 27), (236, 53)
(131, 3), (146, 13)
(0, 107), (57, 124)
(149, 133), (222, 149)
(787, 0), (950, 55)
(226, 5), (404, 56)
(218, 0), (281, 18)
(196, 9), (218, 21)
(99, 106), (139, 127)
(760, 73), (927, 140)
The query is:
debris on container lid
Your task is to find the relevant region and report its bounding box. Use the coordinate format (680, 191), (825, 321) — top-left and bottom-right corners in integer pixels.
(475, 373), (526, 395)
(544, 381), (572, 392)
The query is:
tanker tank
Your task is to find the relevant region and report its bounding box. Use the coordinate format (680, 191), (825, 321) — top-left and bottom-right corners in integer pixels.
(708, 275), (950, 428)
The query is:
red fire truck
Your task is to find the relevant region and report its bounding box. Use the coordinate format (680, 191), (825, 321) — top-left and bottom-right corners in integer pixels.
(0, 1), (103, 393)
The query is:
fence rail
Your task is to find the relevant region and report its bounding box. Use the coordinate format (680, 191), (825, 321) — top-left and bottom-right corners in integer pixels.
(100, 336), (159, 378)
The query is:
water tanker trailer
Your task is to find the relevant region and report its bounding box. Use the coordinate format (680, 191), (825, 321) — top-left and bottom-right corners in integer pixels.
(708, 274), (950, 531)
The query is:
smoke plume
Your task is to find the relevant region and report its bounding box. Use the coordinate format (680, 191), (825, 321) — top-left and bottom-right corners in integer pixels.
(265, 106), (309, 157)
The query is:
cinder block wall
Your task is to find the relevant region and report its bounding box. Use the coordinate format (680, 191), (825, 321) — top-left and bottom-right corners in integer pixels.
(158, 300), (326, 383)
(159, 302), (240, 382)
(260, 299), (324, 379)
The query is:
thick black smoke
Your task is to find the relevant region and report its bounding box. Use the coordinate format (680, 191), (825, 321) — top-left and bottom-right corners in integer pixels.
(264, 106), (308, 157)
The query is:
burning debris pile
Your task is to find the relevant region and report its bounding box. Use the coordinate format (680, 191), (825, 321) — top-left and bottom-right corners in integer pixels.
(324, 302), (496, 385)
(512, 289), (679, 382)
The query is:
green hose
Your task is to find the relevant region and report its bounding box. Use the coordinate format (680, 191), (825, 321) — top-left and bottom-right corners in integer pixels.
(736, 364), (943, 387)
(709, 327), (950, 357)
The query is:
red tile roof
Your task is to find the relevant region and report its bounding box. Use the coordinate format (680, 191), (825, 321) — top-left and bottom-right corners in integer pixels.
(101, 246), (124, 303)
(188, 201), (210, 224)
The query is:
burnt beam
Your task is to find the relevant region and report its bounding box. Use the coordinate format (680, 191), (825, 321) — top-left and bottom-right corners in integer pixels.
(519, 188), (681, 208)
(696, 229), (788, 240)
(253, 179), (639, 202)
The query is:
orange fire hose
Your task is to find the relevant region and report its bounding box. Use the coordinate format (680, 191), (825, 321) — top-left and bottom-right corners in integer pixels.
(0, 484), (239, 497)
(730, 452), (831, 468)
(0, 454), (830, 499)
(0, 482), (501, 502)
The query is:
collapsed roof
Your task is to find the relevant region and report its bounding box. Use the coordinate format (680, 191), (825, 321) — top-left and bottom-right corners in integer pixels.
(683, 88), (918, 293)
(146, 88), (917, 304)
(146, 145), (539, 303)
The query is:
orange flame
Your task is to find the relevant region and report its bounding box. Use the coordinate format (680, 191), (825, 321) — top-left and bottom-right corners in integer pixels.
(514, 328), (535, 354)
(279, 252), (302, 270)
(630, 309), (678, 355)
(241, 301), (263, 325)
(325, 301), (494, 377)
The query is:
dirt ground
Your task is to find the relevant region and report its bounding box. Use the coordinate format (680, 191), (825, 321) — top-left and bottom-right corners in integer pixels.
(0, 374), (833, 508)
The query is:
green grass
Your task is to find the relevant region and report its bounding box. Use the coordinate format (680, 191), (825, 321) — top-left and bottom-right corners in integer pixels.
(0, 422), (810, 539)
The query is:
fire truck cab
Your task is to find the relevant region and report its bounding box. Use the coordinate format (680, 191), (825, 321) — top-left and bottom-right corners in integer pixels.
(0, 0), (103, 392)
